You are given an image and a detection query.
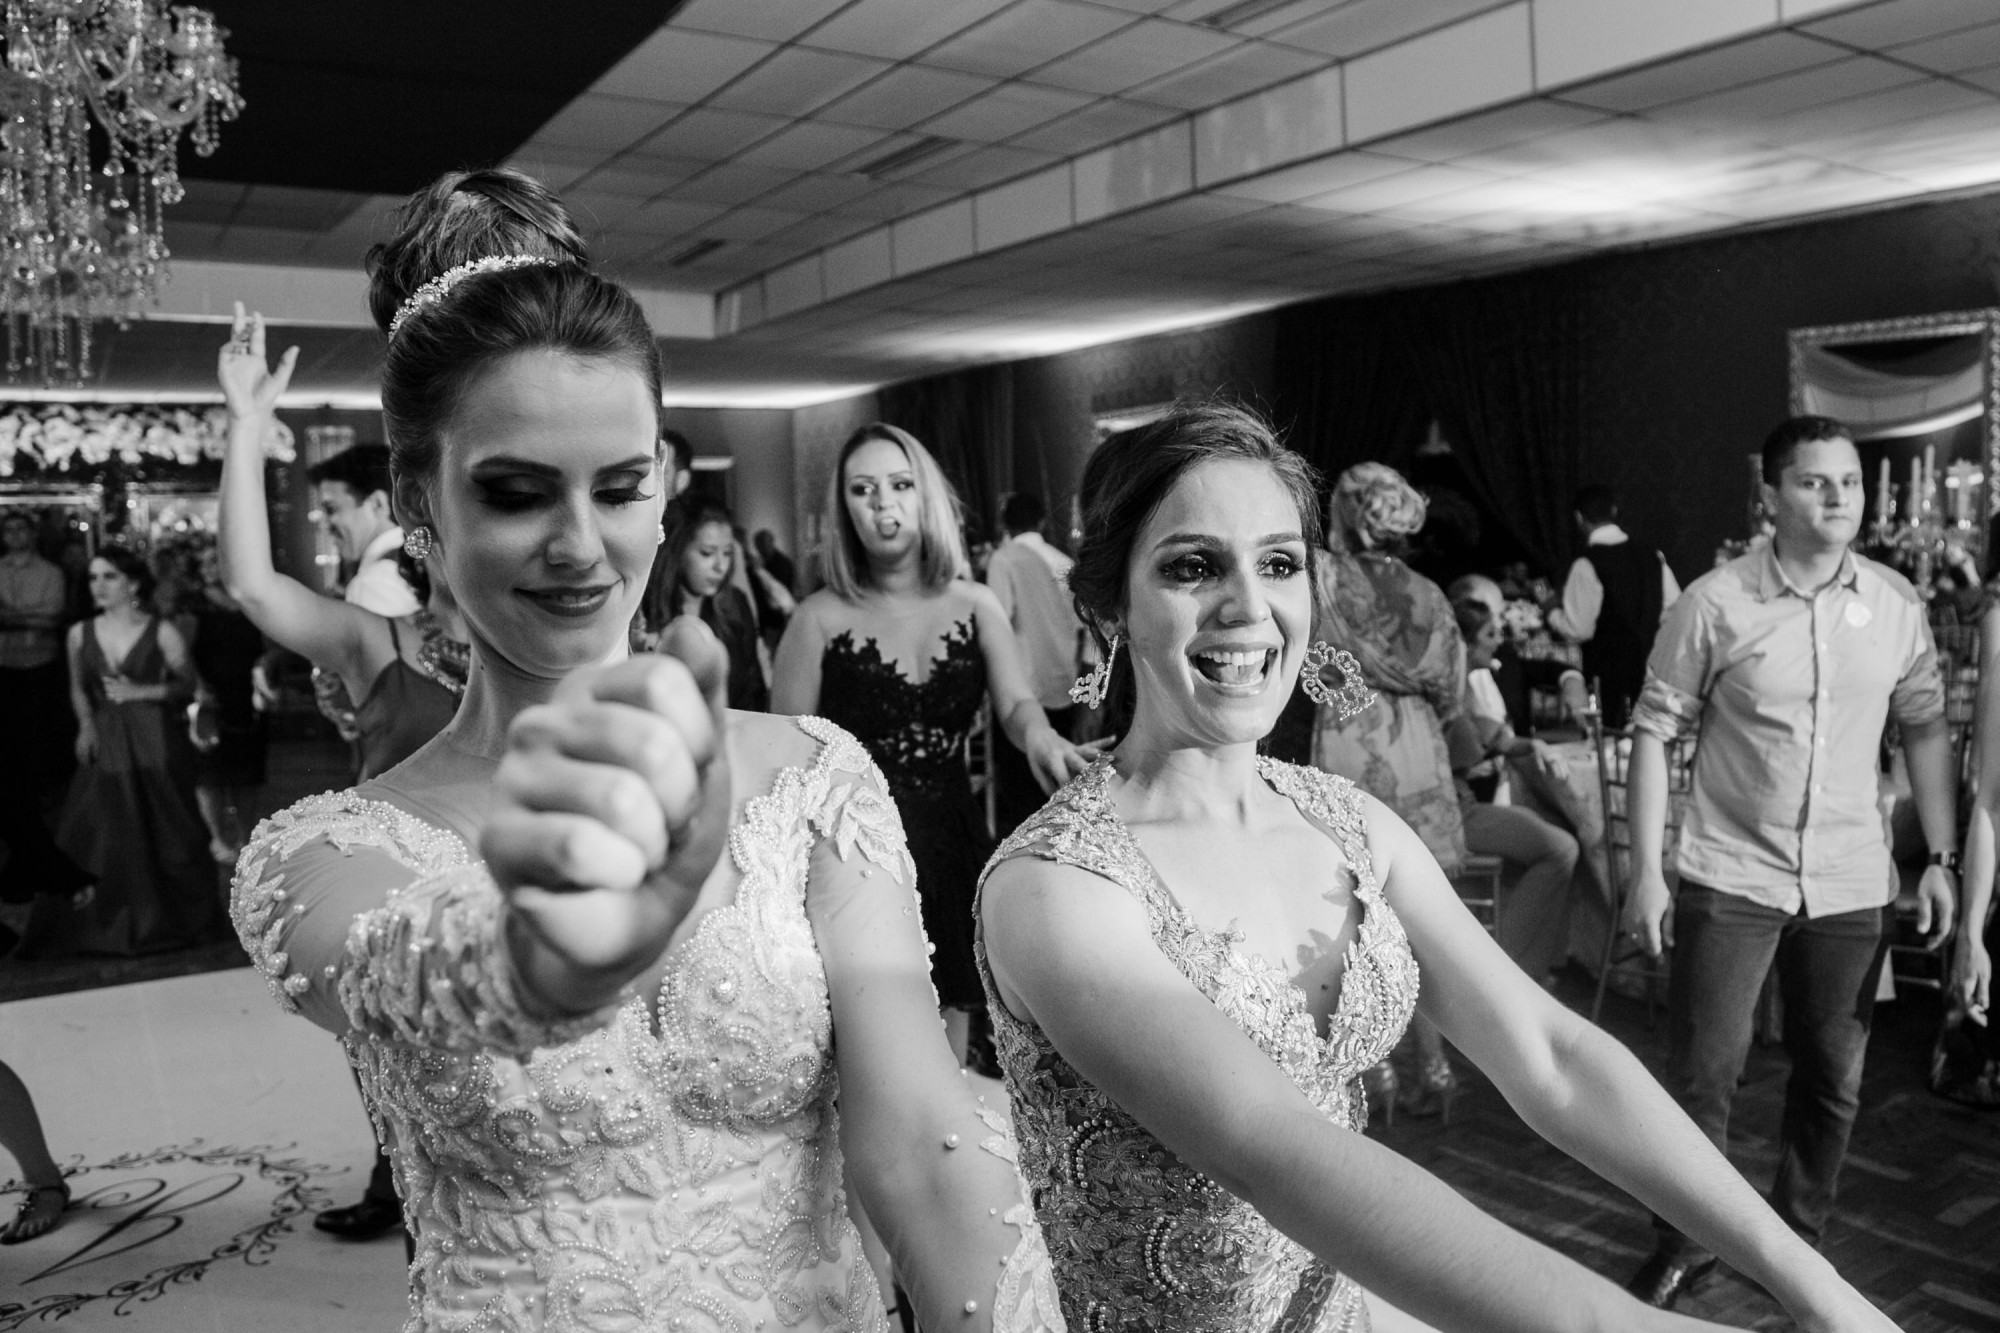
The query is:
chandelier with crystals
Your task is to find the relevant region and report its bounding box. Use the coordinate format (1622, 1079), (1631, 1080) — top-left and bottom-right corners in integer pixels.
(0, 0), (242, 384)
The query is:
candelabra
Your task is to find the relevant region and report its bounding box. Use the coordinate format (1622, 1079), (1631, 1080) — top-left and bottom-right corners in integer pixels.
(0, 0), (243, 384)
(1869, 445), (1985, 597)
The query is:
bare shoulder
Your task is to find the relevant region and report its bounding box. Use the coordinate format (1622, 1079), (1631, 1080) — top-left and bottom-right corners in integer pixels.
(954, 578), (1005, 619)
(157, 617), (190, 652)
(982, 851), (1150, 959)
(793, 588), (851, 633)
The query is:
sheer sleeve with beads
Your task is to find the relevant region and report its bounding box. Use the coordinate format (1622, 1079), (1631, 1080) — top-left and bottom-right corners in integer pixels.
(229, 790), (617, 1057)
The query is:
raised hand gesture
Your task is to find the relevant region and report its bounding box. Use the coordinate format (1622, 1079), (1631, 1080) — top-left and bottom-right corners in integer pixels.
(217, 302), (300, 421)
(482, 623), (734, 1010)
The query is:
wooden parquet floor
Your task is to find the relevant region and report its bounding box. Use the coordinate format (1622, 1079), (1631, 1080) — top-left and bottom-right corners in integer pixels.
(1375, 977), (2000, 1330)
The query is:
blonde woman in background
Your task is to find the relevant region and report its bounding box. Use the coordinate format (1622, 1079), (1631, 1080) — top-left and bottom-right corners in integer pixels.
(1310, 462), (1468, 1118)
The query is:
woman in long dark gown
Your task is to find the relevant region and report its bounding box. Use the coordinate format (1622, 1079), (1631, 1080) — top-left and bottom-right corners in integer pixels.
(771, 423), (1094, 1064)
(24, 548), (219, 955)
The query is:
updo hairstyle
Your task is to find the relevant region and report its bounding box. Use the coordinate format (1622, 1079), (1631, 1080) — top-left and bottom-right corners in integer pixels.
(94, 544), (157, 605)
(1069, 403), (1321, 714)
(819, 423), (969, 600)
(1327, 462), (1426, 553)
(365, 167), (662, 497)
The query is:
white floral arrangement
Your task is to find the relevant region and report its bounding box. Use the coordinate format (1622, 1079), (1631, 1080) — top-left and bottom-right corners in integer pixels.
(1500, 597), (1544, 641)
(0, 403), (293, 476)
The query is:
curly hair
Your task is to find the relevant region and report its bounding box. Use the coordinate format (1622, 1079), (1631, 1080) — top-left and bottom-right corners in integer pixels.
(1328, 462), (1426, 553)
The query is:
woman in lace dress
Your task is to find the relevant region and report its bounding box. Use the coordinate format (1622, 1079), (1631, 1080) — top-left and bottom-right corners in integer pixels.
(975, 404), (1902, 1333)
(231, 171), (1061, 1333)
(771, 424), (1093, 1065)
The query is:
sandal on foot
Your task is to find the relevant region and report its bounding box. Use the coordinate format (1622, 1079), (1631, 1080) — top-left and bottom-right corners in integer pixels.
(1, 1182), (69, 1244)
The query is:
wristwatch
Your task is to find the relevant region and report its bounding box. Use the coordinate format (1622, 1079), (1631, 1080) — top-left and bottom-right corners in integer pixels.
(1927, 850), (1961, 873)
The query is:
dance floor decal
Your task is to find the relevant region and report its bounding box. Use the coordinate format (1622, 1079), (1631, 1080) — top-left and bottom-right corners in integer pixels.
(0, 970), (407, 1332)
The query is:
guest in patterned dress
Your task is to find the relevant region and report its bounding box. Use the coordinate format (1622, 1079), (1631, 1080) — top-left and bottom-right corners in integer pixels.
(230, 168), (1062, 1333)
(1311, 462), (1467, 1117)
(975, 404), (1901, 1333)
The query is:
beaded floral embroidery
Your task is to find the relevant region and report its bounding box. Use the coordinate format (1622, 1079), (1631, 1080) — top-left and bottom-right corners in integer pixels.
(228, 720), (940, 1333)
(975, 758), (1419, 1333)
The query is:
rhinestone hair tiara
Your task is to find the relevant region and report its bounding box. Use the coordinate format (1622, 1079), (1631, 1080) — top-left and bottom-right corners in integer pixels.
(387, 254), (563, 336)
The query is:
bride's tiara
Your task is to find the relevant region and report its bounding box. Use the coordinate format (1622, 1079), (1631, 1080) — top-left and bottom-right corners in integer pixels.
(387, 254), (565, 336)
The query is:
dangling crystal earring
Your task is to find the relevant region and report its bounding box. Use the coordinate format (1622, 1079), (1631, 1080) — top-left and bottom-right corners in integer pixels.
(1070, 634), (1119, 709)
(402, 525), (433, 560)
(655, 523), (667, 547)
(1301, 642), (1376, 720)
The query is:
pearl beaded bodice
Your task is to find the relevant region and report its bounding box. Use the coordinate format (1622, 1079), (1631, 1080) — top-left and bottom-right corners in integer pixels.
(232, 716), (908, 1333)
(975, 759), (1419, 1333)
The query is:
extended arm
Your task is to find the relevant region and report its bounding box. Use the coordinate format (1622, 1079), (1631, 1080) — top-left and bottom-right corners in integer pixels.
(769, 598), (825, 716)
(215, 307), (381, 692)
(969, 584), (1091, 792)
(65, 623), (96, 764)
(981, 857), (1721, 1333)
(1959, 607), (2000, 1021)
(810, 759), (1061, 1333)
(1900, 715), (1959, 946)
(1375, 798), (1896, 1333)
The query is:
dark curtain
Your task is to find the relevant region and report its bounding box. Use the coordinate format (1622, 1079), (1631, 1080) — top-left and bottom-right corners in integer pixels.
(1269, 275), (1591, 575)
(1400, 274), (1589, 575)
(1270, 293), (1428, 485)
(877, 362), (1016, 542)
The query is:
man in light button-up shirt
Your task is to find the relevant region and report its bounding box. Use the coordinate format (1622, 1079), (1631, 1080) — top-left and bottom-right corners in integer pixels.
(1620, 417), (1958, 1310)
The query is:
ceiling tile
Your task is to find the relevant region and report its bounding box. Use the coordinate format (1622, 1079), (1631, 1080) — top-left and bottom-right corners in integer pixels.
(563, 191), (649, 231)
(571, 158), (707, 198)
(1801, 0), (2000, 48)
(736, 121), (894, 171)
(162, 219), (228, 258)
(174, 180), (249, 225)
(825, 181), (965, 219)
(531, 94), (685, 154)
(766, 215), (882, 252)
(1293, 161), (1504, 213)
(1888, 20), (2000, 74)
(1648, 55), (1925, 128)
(1265, 0), (1504, 59)
(1212, 148), (1421, 202)
(1754, 78), (1993, 149)
(503, 152), (598, 191)
(924, 0), (1136, 78)
(594, 28), (776, 103)
(1560, 31), (1851, 113)
(1032, 19), (1240, 95)
(593, 230), (667, 264)
(921, 83), (1098, 141)
(234, 185), (369, 232)
(1010, 96), (1184, 153)
(625, 198), (733, 234)
(908, 143), (1065, 191)
(819, 65), (998, 130)
(754, 173), (884, 213)
(704, 207), (814, 241)
(667, 163), (806, 206)
(807, 0), (1020, 60)
(1125, 39), (1328, 109)
(708, 48), (895, 118)
(671, 0), (851, 42)
(635, 107), (791, 161)
(1368, 98), (1606, 163)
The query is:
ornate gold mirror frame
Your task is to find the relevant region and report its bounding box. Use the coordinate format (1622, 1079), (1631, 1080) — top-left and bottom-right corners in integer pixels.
(1788, 308), (2000, 568)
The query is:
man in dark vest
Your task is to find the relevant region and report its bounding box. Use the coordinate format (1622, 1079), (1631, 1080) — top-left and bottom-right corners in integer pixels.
(1547, 485), (1679, 728)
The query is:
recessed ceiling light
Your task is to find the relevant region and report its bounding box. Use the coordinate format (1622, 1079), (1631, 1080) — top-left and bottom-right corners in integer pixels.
(852, 136), (960, 180)
(668, 238), (727, 267)
(1198, 0), (1311, 30)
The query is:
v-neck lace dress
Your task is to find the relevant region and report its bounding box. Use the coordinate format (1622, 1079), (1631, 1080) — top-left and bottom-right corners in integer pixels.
(975, 758), (1420, 1333)
(232, 715), (1060, 1333)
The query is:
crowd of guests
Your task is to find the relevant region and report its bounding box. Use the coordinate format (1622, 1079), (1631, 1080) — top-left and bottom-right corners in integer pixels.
(0, 163), (1985, 1332)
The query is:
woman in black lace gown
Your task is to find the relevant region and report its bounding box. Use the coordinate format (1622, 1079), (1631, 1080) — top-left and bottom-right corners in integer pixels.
(772, 423), (1096, 1051)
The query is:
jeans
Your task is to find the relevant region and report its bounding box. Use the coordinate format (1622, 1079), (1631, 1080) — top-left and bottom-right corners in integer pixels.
(1653, 881), (1889, 1255)
(1461, 801), (1578, 980)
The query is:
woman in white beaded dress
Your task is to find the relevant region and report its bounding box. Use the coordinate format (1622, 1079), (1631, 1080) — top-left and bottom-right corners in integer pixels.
(972, 404), (1902, 1333)
(229, 169), (1060, 1333)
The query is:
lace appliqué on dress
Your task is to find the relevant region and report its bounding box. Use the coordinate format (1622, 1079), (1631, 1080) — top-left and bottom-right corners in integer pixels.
(975, 758), (1417, 1333)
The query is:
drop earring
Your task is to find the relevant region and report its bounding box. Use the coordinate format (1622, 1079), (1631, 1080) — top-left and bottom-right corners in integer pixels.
(1070, 634), (1120, 709)
(1300, 642), (1376, 720)
(403, 525), (433, 560)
